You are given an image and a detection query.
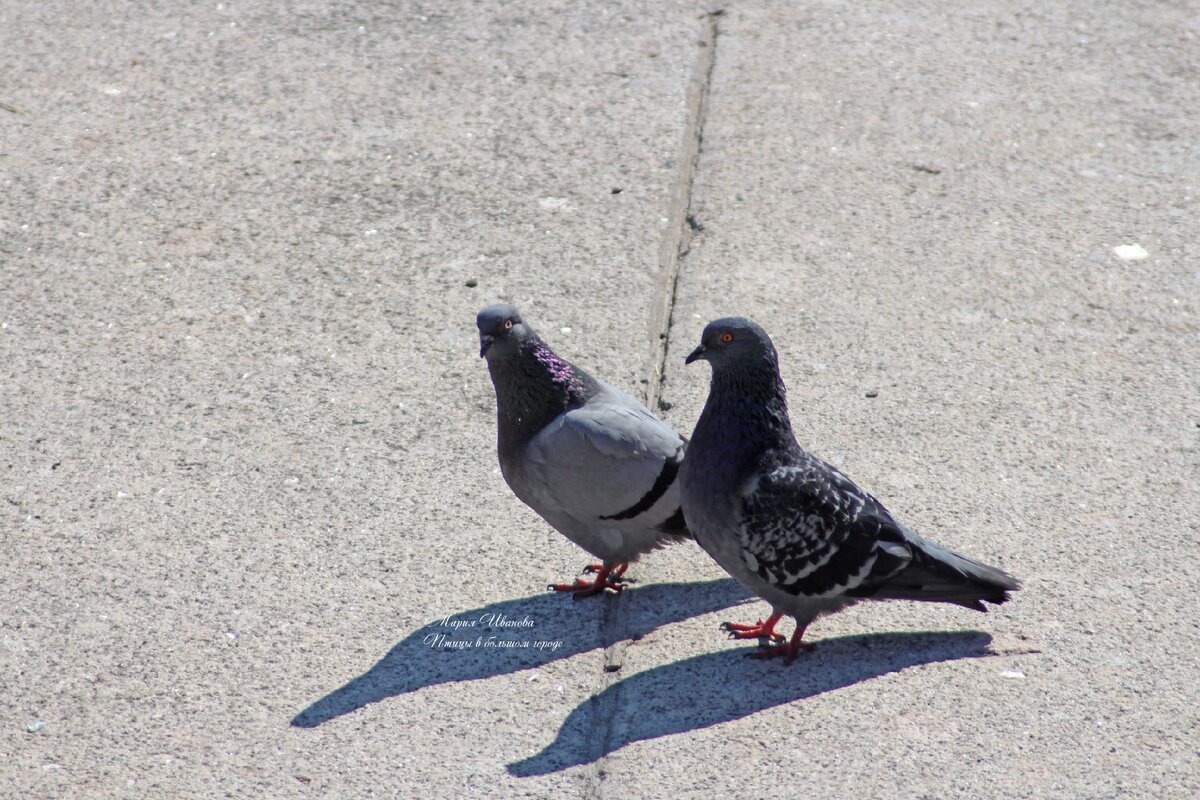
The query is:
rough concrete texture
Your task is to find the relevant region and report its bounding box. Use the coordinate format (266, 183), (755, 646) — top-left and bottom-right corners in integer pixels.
(2, 1), (1197, 799)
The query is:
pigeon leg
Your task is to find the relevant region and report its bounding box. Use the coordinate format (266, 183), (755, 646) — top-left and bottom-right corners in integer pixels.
(581, 562), (629, 580)
(747, 622), (815, 664)
(549, 564), (626, 598)
(719, 612), (786, 644)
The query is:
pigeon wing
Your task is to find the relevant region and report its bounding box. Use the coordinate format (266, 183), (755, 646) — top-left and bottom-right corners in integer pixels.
(735, 454), (912, 598)
(523, 393), (685, 524)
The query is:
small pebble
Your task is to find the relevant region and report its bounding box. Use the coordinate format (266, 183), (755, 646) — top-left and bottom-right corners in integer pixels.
(865, 390), (879, 398)
(27, 721), (45, 733)
(1113, 243), (1148, 261)
(999, 669), (1026, 679)
(464, 279), (477, 288)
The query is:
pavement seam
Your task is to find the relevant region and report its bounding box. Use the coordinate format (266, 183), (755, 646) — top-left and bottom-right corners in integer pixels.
(644, 7), (722, 413)
(584, 9), (722, 800)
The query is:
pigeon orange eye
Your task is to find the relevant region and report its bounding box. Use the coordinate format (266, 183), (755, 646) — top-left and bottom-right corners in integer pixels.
(504, 319), (513, 331)
(720, 332), (733, 343)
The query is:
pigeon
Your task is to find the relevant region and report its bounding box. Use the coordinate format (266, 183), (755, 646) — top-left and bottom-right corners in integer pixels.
(679, 317), (1019, 661)
(477, 303), (689, 596)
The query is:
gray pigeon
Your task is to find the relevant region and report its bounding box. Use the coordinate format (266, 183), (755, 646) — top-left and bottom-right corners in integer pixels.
(680, 317), (1019, 661)
(477, 303), (689, 596)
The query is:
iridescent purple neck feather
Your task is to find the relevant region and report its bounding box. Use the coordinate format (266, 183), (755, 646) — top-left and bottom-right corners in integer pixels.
(486, 333), (598, 457)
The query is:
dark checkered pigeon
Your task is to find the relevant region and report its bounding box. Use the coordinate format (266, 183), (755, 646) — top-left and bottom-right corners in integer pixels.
(679, 317), (1019, 661)
(477, 304), (689, 597)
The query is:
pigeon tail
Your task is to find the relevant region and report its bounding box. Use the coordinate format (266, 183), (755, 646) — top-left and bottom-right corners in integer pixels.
(852, 529), (1020, 611)
(654, 506), (691, 538)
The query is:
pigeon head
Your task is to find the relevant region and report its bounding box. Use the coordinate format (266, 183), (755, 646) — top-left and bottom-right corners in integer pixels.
(684, 317), (778, 372)
(476, 303), (598, 451)
(477, 303), (534, 359)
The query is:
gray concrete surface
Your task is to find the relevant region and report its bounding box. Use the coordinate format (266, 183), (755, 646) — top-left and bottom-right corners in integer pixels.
(2, 1), (1197, 798)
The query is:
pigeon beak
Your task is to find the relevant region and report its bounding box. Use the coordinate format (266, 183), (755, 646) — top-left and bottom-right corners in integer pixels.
(479, 334), (495, 358)
(684, 344), (707, 364)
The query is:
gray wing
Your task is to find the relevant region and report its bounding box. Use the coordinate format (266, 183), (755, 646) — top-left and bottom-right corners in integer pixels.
(521, 391), (685, 525)
(734, 453), (912, 598)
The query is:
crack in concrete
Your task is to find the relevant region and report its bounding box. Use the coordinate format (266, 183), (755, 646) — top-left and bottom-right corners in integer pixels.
(583, 9), (722, 799)
(644, 8), (721, 414)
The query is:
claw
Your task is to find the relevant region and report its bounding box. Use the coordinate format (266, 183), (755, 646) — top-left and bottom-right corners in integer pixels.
(581, 563), (627, 578)
(549, 563), (628, 598)
(744, 623), (814, 664)
(719, 612), (786, 644)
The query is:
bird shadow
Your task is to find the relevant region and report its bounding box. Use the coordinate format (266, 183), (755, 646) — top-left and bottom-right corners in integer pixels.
(291, 577), (752, 728)
(507, 629), (995, 777)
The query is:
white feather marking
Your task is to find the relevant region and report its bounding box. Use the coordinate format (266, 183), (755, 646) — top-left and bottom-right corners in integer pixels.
(812, 553), (878, 598)
(777, 542), (840, 581)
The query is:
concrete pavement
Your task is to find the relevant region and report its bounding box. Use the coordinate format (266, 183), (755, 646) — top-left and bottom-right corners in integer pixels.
(3, 2), (1197, 798)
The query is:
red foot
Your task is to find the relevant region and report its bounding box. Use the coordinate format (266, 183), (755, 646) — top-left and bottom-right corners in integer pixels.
(747, 624), (814, 664)
(719, 612), (786, 644)
(549, 563), (628, 598)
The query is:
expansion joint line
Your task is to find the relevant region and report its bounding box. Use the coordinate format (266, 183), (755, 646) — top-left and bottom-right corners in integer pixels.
(585, 10), (721, 800)
(645, 8), (721, 413)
